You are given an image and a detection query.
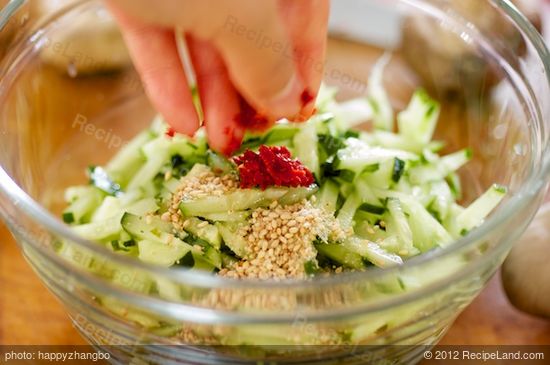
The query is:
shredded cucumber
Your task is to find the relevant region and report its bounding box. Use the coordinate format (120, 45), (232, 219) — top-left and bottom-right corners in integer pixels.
(398, 89), (440, 145)
(61, 54), (507, 287)
(343, 237), (403, 268)
(367, 53), (393, 131)
(293, 122), (320, 178)
(57, 54), (512, 348)
(456, 184), (507, 234)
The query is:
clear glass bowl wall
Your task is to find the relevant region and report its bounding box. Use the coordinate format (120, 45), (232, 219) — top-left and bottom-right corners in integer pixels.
(0, 0), (548, 364)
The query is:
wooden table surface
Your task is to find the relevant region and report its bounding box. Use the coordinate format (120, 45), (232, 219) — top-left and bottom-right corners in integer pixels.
(0, 35), (549, 348)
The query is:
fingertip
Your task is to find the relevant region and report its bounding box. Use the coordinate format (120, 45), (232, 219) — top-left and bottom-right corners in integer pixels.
(206, 121), (245, 156)
(112, 15), (201, 138)
(162, 107), (200, 137)
(256, 71), (305, 121)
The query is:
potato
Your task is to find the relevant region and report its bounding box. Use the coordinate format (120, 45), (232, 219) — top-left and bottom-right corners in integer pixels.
(501, 203), (550, 319)
(37, 0), (131, 75)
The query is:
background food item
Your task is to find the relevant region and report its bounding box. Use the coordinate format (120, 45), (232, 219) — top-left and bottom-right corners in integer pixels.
(401, 0), (541, 99)
(501, 202), (550, 319)
(37, 0), (131, 75)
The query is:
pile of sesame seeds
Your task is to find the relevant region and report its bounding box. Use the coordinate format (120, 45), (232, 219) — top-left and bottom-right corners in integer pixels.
(219, 199), (346, 280)
(160, 167), (349, 280)
(162, 169), (238, 231)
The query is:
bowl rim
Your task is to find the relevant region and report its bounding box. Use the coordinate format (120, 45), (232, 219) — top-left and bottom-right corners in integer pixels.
(0, 0), (548, 295)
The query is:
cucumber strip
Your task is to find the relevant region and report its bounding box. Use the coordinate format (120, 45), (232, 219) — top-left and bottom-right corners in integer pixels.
(358, 203), (385, 215)
(370, 131), (445, 154)
(221, 252), (239, 268)
(360, 160), (395, 190)
(337, 192), (362, 231)
(339, 183), (354, 199)
(101, 297), (160, 328)
(392, 158), (406, 183)
(367, 53), (393, 131)
(163, 178), (181, 194)
(198, 211), (250, 223)
(354, 218), (388, 238)
(121, 212), (179, 243)
(141, 135), (171, 158)
(169, 137), (198, 158)
(350, 316), (391, 342)
(407, 165), (442, 185)
(398, 197), (453, 252)
(443, 203), (466, 237)
(191, 253), (216, 272)
(118, 189), (143, 207)
(185, 163), (212, 178)
(409, 148), (472, 184)
(370, 130), (422, 153)
(71, 214), (123, 241)
(446, 172), (462, 200)
(206, 151), (234, 174)
(304, 260), (320, 276)
(91, 196), (122, 222)
(217, 223), (248, 258)
(441, 148), (472, 172)
(263, 122), (300, 144)
(397, 89), (440, 145)
(64, 185), (95, 203)
(155, 277), (182, 301)
(183, 217), (222, 249)
(342, 237), (403, 268)
(180, 188), (288, 216)
(456, 184), (507, 233)
(293, 122), (320, 178)
(355, 179), (383, 207)
(332, 98), (373, 130)
(125, 198), (159, 216)
(277, 185), (318, 205)
(109, 266), (153, 293)
(105, 130), (152, 188)
(199, 245), (223, 269)
(427, 181), (453, 222)
(63, 187), (104, 224)
(336, 138), (418, 173)
(138, 239), (191, 267)
(386, 198), (414, 254)
(314, 243), (365, 270)
(318, 134), (346, 161)
(315, 179), (339, 213)
(149, 114), (168, 135)
(377, 235), (418, 257)
(126, 152), (170, 191)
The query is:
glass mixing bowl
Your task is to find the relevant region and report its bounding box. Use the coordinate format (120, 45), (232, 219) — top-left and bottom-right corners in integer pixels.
(0, 0), (549, 364)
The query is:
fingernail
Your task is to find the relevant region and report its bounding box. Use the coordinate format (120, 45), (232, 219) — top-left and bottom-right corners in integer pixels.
(265, 73), (304, 118)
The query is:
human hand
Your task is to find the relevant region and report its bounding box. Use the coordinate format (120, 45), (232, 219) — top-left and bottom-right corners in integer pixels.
(106, 0), (329, 154)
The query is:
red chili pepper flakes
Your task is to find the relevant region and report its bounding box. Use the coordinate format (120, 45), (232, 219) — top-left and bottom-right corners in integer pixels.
(165, 127), (176, 138)
(300, 88), (315, 107)
(233, 145), (315, 190)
